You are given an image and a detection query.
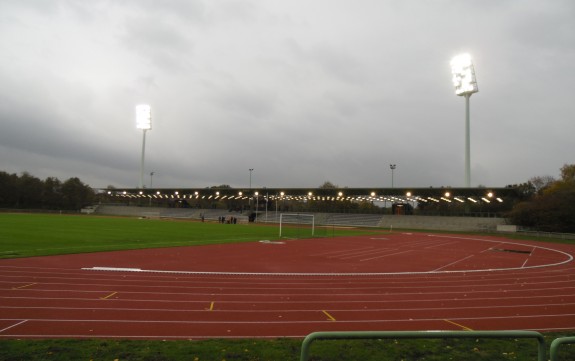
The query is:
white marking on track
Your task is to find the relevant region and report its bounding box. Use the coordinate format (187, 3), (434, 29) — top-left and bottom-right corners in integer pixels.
(360, 250), (413, 262)
(0, 320), (27, 333)
(433, 255), (475, 272)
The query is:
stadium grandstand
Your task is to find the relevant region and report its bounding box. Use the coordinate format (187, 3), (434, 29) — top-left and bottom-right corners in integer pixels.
(95, 186), (522, 232)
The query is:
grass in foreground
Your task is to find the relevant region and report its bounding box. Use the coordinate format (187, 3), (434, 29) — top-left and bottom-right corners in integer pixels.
(1, 334), (574, 361)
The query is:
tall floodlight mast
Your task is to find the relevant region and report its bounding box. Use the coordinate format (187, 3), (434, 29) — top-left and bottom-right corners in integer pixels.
(136, 104), (152, 189)
(450, 53), (478, 187)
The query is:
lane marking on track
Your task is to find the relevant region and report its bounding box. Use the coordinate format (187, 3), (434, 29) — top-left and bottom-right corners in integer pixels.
(444, 319), (473, 331)
(522, 247), (536, 268)
(2, 327), (575, 339)
(433, 255), (475, 272)
(100, 292), (117, 300)
(2, 301), (575, 314)
(0, 320), (27, 333)
(12, 283), (37, 290)
(360, 250), (413, 262)
(522, 258), (530, 268)
(322, 310), (336, 321)
(4, 283), (575, 298)
(313, 246), (377, 258)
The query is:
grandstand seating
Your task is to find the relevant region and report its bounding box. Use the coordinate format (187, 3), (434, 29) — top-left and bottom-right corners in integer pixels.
(323, 213), (383, 227)
(94, 206), (505, 232)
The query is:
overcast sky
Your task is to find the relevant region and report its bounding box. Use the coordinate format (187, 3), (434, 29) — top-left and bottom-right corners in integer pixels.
(1, 1), (574, 190)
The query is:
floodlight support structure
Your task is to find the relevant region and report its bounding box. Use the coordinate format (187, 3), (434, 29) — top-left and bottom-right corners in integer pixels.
(139, 129), (147, 189)
(464, 94), (471, 188)
(135, 104), (151, 189)
(450, 53), (478, 188)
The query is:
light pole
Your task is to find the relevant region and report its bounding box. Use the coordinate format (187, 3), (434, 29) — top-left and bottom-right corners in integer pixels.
(136, 104), (152, 189)
(390, 164), (396, 188)
(249, 168), (254, 210)
(264, 187), (268, 222)
(254, 191), (259, 223)
(451, 53), (478, 187)
(148, 171), (155, 206)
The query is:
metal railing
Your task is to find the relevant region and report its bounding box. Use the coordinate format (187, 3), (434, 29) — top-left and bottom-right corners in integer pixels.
(300, 330), (546, 361)
(550, 337), (575, 361)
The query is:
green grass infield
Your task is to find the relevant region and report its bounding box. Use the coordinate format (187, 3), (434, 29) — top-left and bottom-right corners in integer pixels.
(0, 213), (372, 259)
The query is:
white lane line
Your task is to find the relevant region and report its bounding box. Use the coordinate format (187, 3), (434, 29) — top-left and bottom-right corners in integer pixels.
(2, 301), (574, 313)
(3, 292), (575, 304)
(1, 313), (573, 325)
(522, 258), (530, 268)
(427, 235), (574, 266)
(2, 327), (573, 339)
(311, 246), (376, 257)
(338, 248), (400, 260)
(360, 250), (413, 262)
(3, 327), (572, 339)
(433, 255), (475, 272)
(424, 241), (459, 249)
(3, 284), (575, 298)
(0, 334), (312, 339)
(0, 320), (27, 333)
(522, 246), (537, 268)
(481, 243), (504, 253)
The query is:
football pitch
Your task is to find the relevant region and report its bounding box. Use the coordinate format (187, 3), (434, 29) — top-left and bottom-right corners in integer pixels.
(0, 213), (369, 259)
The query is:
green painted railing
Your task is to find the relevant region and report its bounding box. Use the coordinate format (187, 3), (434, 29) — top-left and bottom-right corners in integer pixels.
(550, 336), (575, 361)
(300, 330), (546, 361)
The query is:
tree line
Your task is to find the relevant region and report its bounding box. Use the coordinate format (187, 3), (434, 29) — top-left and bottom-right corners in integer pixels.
(0, 171), (95, 210)
(2, 165), (574, 233)
(507, 164), (575, 233)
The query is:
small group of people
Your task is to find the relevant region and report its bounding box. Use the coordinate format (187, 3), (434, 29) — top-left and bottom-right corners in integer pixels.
(218, 216), (238, 224)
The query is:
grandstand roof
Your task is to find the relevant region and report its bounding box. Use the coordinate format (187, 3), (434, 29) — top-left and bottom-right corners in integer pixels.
(101, 186), (521, 205)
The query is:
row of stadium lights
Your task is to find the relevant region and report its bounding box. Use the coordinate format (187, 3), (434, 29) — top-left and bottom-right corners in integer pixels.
(110, 190), (503, 204)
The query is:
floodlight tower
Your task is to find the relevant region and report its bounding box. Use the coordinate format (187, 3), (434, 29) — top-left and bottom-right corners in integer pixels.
(450, 53), (478, 188)
(136, 104), (152, 189)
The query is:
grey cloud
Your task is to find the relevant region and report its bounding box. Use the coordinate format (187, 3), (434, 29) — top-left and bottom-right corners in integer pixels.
(121, 17), (195, 72)
(1, 1), (574, 190)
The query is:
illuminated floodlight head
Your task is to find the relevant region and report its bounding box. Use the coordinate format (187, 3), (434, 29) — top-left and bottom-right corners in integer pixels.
(136, 104), (152, 130)
(450, 53), (478, 96)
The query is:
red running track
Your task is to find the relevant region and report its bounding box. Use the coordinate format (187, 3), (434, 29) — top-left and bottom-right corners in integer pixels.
(1, 232), (574, 339)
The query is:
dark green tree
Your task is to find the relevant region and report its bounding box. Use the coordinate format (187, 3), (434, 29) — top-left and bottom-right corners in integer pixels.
(0, 171), (19, 207)
(18, 172), (44, 208)
(43, 177), (63, 209)
(60, 177), (95, 210)
(508, 164), (575, 232)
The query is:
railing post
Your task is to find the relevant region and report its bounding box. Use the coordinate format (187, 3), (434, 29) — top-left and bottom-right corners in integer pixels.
(550, 337), (575, 361)
(300, 330), (546, 361)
